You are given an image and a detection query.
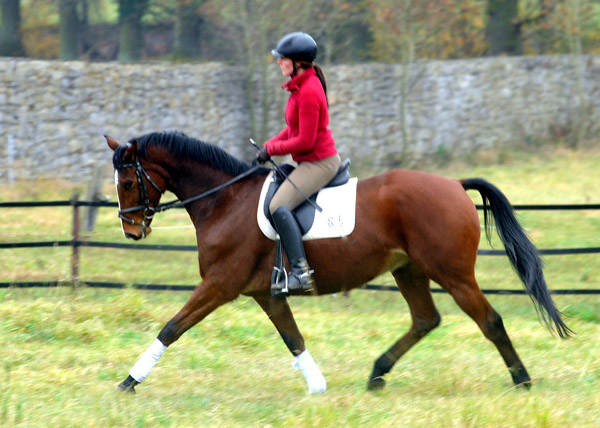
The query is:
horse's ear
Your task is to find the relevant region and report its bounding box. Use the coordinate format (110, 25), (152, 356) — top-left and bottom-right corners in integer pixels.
(105, 135), (121, 152)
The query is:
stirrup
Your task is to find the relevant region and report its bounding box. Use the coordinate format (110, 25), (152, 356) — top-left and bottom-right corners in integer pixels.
(271, 266), (289, 296)
(271, 267), (314, 298)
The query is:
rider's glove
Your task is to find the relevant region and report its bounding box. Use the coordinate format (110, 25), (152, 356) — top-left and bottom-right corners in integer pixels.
(255, 146), (271, 165)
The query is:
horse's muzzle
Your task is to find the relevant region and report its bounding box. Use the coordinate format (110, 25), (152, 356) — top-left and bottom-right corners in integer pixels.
(125, 232), (142, 240)
(124, 225), (151, 240)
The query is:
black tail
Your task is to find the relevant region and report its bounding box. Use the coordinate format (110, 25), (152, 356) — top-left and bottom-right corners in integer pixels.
(461, 178), (572, 338)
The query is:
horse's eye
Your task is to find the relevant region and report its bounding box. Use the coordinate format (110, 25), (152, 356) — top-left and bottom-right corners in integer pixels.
(123, 181), (134, 190)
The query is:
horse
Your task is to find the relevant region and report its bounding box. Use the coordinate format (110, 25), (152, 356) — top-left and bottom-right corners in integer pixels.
(106, 130), (570, 395)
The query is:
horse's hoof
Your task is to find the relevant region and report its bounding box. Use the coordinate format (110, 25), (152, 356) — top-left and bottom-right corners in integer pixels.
(116, 384), (136, 394)
(510, 366), (531, 390)
(367, 377), (386, 391)
(517, 380), (532, 390)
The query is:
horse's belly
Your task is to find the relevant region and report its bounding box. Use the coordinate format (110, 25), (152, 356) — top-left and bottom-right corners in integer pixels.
(312, 245), (409, 293)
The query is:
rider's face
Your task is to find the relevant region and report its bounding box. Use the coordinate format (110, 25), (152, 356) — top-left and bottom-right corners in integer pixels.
(277, 57), (294, 76)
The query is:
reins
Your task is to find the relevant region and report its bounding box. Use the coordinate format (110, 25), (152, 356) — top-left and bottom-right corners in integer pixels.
(117, 154), (261, 235)
(156, 164), (262, 212)
(118, 139), (328, 234)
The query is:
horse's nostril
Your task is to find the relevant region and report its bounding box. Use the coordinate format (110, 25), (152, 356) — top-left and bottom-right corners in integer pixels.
(125, 232), (141, 240)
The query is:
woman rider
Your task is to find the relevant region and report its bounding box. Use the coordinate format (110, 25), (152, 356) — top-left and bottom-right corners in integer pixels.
(256, 32), (341, 298)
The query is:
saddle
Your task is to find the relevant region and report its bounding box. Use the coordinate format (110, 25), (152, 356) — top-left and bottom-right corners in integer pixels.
(263, 158), (351, 234)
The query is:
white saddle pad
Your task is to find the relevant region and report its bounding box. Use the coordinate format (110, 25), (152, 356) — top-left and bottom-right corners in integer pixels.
(256, 171), (358, 241)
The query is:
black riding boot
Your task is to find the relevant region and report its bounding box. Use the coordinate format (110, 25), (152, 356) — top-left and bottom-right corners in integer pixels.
(270, 206), (314, 298)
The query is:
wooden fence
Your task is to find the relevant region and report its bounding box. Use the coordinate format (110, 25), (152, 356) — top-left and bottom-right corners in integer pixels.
(1, 199), (599, 294)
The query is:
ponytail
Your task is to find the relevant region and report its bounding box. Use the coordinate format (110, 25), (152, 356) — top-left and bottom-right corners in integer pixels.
(313, 64), (328, 106)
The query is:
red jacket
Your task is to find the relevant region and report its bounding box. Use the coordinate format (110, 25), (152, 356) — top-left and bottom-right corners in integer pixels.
(265, 67), (337, 163)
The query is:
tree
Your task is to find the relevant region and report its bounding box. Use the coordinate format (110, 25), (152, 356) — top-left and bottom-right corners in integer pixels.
(519, 0), (557, 54)
(174, 0), (205, 59)
(367, 0), (422, 165)
(117, 0), (149, 62)
(425, 0), (486, 59)
(59, 0), (79, 60)
(563, 0), (588, 147)
(0, 0), (25, 56)
(219, 0), (285, 143)
(294, 0), (371, 65)
(486, 0), (521, 55)
(367, 0), (485, 61)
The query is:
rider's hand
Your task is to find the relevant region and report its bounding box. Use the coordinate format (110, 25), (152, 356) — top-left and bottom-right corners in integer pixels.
(255, 146), (271, 164)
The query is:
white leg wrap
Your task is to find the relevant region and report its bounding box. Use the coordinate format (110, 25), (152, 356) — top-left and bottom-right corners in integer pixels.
(129, 338), (167, 383)
(292, 349), (326, 394)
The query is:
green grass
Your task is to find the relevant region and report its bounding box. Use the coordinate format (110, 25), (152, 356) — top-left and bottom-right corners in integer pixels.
(0, 288), (598, 427)
(1, 147), (599, 426)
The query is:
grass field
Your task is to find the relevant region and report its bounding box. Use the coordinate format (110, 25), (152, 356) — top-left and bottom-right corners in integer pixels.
(1, 147), (599, 427)
(1, 288), (598, 427)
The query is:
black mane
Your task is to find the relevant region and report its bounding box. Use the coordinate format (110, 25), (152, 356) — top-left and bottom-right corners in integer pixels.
(113, 130), (269, 177)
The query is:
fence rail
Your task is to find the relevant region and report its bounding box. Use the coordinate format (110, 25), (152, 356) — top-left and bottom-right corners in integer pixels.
(1, 199), (599, 294)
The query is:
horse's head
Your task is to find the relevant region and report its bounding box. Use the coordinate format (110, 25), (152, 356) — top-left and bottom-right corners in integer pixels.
(106, 135), (165, 240)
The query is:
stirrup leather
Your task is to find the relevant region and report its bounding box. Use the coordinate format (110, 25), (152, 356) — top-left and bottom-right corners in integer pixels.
(271, 239), (287, 290)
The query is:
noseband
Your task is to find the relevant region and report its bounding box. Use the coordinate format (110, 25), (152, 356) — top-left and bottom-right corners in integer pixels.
(116, 155), (261, 237)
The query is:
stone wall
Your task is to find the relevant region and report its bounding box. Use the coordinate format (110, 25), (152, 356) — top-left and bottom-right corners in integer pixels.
(328, 56), (600, 169)
(1, 55), (598, 182)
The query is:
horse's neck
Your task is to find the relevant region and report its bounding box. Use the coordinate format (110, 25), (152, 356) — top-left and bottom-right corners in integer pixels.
(173, 161), (231, 199)
(144, 151), (219, 199)
(163, 159), (236, 224)
(145, 148), (249, 226)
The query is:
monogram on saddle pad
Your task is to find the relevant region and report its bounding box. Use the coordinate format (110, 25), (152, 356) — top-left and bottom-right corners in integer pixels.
(257, 158), (358, 241)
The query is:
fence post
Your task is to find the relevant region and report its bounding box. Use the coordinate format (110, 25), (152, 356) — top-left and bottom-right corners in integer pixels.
(85, 164), (106, 231)
(71, 193), (80, 286)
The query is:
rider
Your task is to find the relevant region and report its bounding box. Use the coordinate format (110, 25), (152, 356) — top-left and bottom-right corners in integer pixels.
(256, 32), (341, 297)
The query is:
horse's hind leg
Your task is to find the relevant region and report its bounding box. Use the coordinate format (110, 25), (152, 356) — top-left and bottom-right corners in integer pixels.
(442, 278), (532, 388)
(254, 296), (326, 393)
(368, 263), (441, 390)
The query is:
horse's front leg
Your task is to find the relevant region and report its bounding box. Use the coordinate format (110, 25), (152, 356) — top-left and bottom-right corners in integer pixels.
(117, 279), (235, 393)
(254, 296), (326, 394)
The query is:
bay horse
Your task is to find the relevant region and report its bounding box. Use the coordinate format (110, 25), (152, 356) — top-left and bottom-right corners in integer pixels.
(106, 130), (570, 394)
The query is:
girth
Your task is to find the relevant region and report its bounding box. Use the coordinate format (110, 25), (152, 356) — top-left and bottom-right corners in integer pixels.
(263, 158), (351, 235)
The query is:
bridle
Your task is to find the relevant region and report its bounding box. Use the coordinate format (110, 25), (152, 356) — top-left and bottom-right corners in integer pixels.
(117, 157), (165, 238)
(116, 154), (261, 237)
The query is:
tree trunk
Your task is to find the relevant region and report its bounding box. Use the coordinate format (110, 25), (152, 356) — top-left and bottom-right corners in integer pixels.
(486, 0), (522, 55)
(567, 0), (585, 147)
(59, 0), (79, 60)
(397, 0), (414, 166)
(78, 0), (93, 58)
(0, 0), (25, 56)
(117, 0), (149, 62)
(174, 0), (203, 59)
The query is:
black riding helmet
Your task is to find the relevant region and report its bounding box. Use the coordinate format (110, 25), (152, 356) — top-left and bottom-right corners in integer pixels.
(271, 32), (318, 63)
